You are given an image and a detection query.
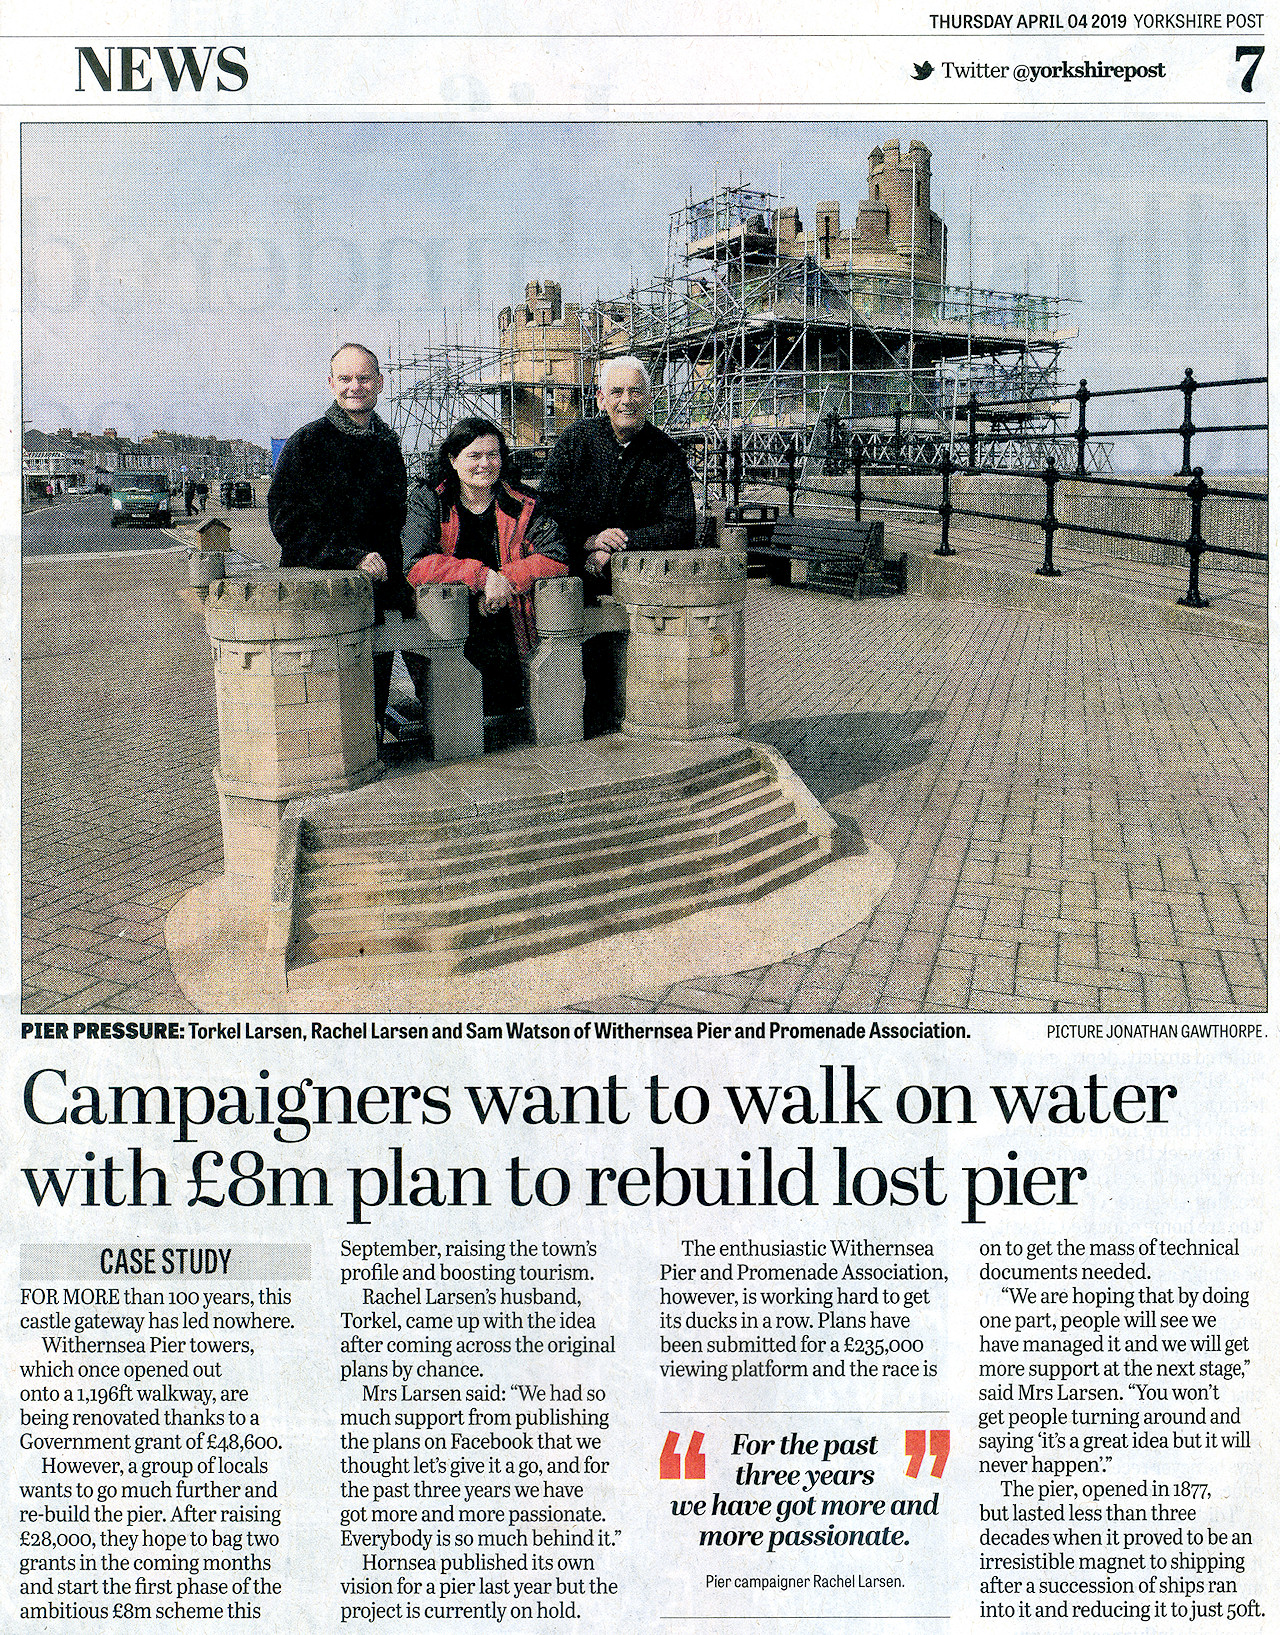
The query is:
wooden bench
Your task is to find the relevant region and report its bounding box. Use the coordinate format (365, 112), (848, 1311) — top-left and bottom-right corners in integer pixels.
(748, 516), (904, 596)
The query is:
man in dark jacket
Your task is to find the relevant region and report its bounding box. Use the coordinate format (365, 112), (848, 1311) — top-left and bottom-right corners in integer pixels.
(535, 356), (696, 594)
(534, 356), (696, 733)
(268, 342), (413, 726)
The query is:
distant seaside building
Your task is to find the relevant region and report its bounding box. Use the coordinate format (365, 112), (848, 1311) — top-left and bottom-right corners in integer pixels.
(22, 425), (269, 496)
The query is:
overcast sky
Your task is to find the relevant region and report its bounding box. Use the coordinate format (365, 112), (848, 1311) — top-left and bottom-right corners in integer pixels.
(21, 120), (1266, 467)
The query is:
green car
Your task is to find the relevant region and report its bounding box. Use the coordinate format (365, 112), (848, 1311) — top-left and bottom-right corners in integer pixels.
(110, 470), (172, 528)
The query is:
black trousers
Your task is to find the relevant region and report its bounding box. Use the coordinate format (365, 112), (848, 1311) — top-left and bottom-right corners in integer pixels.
(373, 579), (415, 725)
(374, 653), (394, 724)
(465, 604), (524, 715)
(582, 632), (626, 737)
(398, 610), (523, 719)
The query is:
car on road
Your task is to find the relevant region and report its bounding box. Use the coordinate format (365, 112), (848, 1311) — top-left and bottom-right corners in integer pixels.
(220, 479), (255, 508)
(110, 471), (172, 528)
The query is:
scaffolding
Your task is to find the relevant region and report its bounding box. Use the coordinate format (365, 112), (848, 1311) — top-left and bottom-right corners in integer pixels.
(384, 339), (508, 478)
(388, 165), (1086, 475)
(386, 298), (616, 468)
(600, 181), (1082, 472)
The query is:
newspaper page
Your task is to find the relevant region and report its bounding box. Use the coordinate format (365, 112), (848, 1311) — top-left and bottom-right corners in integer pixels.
(3, 5), (1274, 1635)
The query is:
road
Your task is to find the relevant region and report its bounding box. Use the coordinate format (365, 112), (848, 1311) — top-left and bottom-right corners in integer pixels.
(23, 494), (174, 557)
(21, 493), (258, 557)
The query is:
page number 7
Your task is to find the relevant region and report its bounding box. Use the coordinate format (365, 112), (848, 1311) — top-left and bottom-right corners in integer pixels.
(1236, 45), (1263, 92)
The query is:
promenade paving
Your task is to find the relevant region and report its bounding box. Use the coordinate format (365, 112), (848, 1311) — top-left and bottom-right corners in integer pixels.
(20, 499), (1267, 1014)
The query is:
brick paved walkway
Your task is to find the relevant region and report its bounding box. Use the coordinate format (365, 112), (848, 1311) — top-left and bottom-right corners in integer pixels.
(614, 592), (1265, 1013)
(21, 544), (1267, 1015)
(22, 551), (221, 1013)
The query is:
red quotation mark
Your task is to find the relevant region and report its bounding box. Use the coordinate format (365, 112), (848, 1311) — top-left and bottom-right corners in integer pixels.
(904, 1429), (950, 1479)
(660, 1431), (706, 1479)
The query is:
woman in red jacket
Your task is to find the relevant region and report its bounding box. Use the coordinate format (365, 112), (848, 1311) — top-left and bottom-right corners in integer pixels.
(404, 418), (567, 717)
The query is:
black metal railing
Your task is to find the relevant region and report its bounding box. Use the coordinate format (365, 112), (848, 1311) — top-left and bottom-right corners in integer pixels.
(810, 369), (1266, 478)
(1062, 369), (1267, 476)
(844, 449), (1266, 610)
(699, 431), (804, 517)
(704, 368), (1267, 611)
(958, 368), (1266, 478)
(518, 367), (1265, 608)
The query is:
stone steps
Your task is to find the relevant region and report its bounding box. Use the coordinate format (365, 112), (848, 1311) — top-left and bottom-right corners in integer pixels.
(297, 778), (787, 900)
(283, 744), (837, 977)
(293, 835), (822, 972)
(305, 743), (761, 850)
(296, 812), (814, 943)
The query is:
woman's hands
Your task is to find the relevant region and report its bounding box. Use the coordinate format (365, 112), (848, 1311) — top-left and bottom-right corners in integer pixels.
(481, 569), (516, 613)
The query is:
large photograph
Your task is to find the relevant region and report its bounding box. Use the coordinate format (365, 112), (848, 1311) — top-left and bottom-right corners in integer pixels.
(20, 120), (1267, 1016)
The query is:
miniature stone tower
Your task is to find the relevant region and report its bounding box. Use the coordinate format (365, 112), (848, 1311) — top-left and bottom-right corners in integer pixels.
(204, 570), (381, 886)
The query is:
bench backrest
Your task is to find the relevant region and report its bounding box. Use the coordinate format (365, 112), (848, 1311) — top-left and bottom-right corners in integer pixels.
(772, 517), (884, 562)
